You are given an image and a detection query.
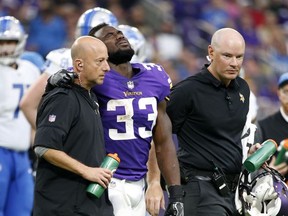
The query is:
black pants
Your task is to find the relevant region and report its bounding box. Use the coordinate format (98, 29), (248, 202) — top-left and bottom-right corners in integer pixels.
(182, 178), (240, 216)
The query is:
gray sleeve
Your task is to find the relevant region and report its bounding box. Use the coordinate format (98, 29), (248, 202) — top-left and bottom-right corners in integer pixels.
(34, 146), (49, 157)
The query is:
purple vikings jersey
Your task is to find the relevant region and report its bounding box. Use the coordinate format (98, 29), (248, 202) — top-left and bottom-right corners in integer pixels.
(92, 63), (171, 181)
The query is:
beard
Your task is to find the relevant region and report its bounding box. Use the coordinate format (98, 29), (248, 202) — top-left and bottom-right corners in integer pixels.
(108, 48), (135, 65)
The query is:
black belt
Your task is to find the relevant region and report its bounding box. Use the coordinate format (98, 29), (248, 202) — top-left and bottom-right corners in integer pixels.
(180, 167), (239, 192)
(191, 169), (239, 181)
(193, 175), (238, 192)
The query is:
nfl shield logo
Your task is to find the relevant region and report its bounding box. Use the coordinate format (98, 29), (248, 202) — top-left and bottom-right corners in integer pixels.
(127, 81), (134, 89)
(48, 114), (56, 122)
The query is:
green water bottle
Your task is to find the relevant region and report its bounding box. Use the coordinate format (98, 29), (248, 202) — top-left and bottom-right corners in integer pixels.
(244, 139), (278, 172)
(86, 153), (120, 198)
(275, 139), (288, 165)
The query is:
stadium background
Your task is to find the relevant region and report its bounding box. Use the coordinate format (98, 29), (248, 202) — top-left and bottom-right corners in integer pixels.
(1, 0), (287, 130)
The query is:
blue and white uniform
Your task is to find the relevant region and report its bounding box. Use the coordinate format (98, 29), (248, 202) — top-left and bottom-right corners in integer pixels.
(0, 59), (40, 216)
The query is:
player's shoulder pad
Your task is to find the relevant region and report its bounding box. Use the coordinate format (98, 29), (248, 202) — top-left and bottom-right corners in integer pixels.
(133, 62), (170, 80)
(134, 62), (165, 72)
(45, 48), (72, 67)
(21, 51), (45, 70)
(134, 62), (172, 97)
(17, 59), (41, 74)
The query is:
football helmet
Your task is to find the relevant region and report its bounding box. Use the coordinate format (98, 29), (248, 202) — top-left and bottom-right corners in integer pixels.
(117, 24), (147, 63)
(0, 16), (28, 65)
(235, 167), (288, 216)
(75, 7), (118, 38)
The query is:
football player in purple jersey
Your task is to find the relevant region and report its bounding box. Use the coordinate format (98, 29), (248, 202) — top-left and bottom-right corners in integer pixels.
(48, 23), (184, 216)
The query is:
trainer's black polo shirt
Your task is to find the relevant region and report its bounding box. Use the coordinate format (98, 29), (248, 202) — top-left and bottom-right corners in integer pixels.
(167, 65), (250, 174)
(33, 84), (113, 216)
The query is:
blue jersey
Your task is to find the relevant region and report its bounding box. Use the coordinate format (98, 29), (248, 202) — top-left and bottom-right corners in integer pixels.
(92, 63), (171, 181)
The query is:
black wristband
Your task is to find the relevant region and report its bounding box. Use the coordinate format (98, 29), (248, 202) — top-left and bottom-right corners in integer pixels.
(167, 185), (185, 202)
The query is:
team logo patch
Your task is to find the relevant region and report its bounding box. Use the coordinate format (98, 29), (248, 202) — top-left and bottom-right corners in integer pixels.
(127, 81), (134, 90)
(48, 114), (56, 122)
(239, 93), (245, 103)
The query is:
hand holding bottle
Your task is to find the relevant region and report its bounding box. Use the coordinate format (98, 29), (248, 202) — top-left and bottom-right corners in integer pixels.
(86, 153), (120, 198)
(244, 139), (278, 172)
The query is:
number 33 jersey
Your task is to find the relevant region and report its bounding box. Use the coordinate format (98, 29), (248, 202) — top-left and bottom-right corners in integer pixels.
(92, 63), (172, 181)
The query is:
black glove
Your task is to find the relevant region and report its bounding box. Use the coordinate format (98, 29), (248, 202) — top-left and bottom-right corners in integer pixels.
(45, 69), (78, 92)
(164, 185), (185, 216)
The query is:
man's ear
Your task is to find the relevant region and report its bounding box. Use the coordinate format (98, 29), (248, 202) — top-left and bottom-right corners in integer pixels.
(207, 45), (214, 62)
(75, 59), (83, 70)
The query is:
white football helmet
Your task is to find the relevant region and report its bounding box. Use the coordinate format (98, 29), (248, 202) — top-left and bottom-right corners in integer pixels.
(235, 167), (288, 216)
(117, 24), (147, 63)
(0, 16), (28, 65)
(75, 7), (118, 38)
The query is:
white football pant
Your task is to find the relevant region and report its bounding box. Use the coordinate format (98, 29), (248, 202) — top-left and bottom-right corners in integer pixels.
(108, 177), (146, 216)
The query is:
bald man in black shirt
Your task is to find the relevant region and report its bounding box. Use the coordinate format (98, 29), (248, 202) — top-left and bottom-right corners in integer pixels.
(167, 28), (252, 215)
(33, 36), (113, 216)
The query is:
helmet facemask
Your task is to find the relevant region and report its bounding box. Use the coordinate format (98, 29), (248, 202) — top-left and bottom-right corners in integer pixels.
(235, 167), (288, 216)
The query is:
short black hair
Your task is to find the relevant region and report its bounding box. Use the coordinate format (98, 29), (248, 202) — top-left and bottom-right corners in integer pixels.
(88, 23), (109, 38)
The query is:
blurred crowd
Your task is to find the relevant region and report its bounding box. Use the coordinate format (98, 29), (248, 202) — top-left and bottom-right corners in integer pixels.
(1, 0), (288, 120)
